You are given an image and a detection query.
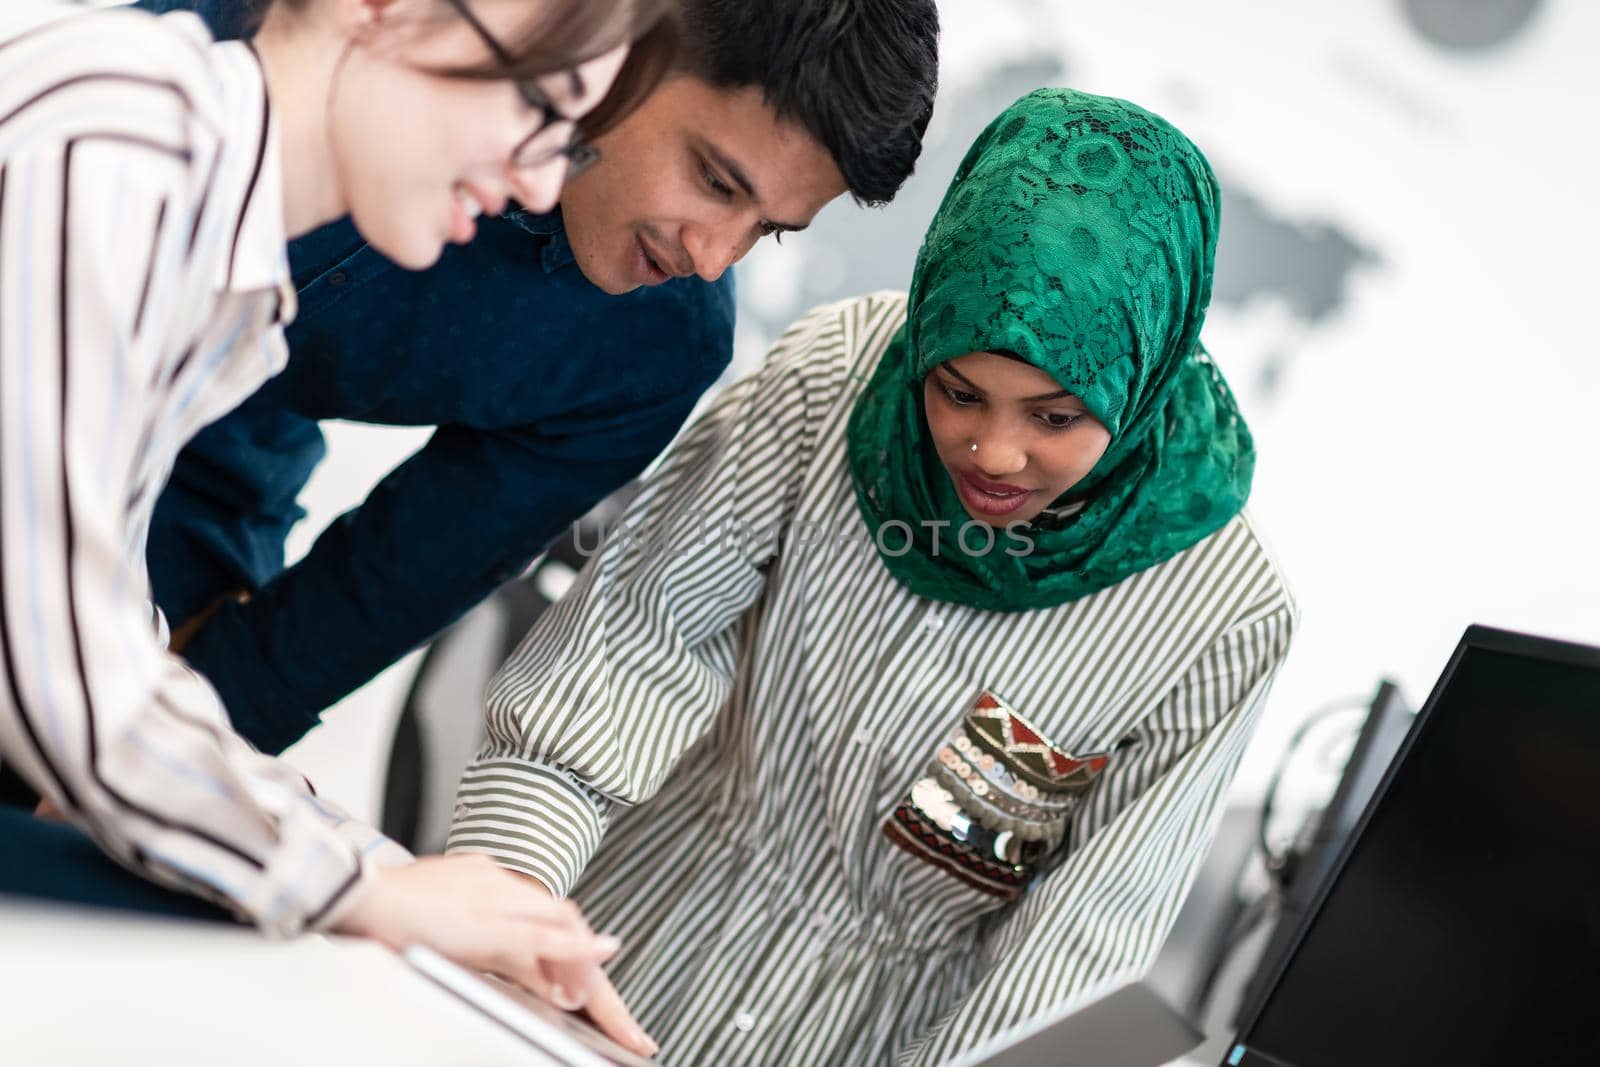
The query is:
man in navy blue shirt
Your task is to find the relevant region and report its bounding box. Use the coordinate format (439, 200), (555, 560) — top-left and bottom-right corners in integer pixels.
(127, 0), (941, 756)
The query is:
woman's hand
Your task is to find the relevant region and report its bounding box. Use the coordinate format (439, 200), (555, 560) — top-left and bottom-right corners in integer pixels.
(510, 869), (660, 1058)
(332, 853), (655, 1055)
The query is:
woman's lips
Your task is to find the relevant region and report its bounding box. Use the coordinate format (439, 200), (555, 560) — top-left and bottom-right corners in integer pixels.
(956, 471), (1035, 517)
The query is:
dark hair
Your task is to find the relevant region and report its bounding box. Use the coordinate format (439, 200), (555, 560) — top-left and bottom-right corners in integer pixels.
(439, 0), (680, 141)
(264, 0), (680, 141)
(678, 0), (939, 206)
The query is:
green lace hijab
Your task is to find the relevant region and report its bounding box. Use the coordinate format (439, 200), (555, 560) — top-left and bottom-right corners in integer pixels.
(845, 88), (1254, 612)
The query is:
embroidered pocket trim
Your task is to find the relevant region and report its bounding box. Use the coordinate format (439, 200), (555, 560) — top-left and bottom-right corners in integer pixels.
(965, 693), (1110, 794)
(882, 691), (1111, 901)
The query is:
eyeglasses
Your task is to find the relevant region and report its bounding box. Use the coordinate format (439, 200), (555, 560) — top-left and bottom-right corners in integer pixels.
(442, 0), (602, 177)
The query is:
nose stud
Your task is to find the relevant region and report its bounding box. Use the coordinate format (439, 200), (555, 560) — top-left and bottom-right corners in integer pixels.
(970, 442), (979, 453)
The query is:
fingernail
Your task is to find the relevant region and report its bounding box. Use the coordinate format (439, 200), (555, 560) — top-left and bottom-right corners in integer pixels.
(597, 934), (621, 953)
(551, 984), (582, 1011)
(639, 1031), (660, 1057)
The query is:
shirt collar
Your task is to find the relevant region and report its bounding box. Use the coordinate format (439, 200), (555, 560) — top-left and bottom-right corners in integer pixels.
(504, 206), (578, 273)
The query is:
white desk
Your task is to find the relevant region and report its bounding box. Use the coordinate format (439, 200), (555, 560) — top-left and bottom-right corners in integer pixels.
(0, 898), (559, 1066)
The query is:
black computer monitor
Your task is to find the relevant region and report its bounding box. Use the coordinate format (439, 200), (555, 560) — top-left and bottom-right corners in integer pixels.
(1234, 681), (1414, 1024)
(1225, 626), (1600, 1067)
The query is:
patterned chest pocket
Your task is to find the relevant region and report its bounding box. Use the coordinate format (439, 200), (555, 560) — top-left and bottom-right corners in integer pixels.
(882, 692), (1110, 901)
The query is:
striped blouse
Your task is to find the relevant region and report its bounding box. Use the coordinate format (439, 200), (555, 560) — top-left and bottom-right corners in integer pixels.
(0, 4), (398, 935)
(448, 292), (1296, 1066)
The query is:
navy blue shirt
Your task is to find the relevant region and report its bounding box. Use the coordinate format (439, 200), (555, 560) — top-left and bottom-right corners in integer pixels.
(136, 1), (735, 754)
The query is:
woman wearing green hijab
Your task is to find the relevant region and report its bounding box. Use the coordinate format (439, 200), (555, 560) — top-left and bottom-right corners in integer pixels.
(449, 89), (1295, 1066)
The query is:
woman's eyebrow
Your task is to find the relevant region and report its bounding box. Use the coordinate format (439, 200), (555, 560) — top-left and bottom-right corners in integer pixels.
(941, 364), (983, 391)
(942, 364), (1076, 404)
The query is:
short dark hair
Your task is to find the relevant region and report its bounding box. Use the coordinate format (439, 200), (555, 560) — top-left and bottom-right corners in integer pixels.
(678, 0), (939, 206)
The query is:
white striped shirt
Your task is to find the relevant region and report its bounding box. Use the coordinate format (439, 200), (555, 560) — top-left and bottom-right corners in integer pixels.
(449, 293), (1297, 1066)
(0, 4), (401, 935)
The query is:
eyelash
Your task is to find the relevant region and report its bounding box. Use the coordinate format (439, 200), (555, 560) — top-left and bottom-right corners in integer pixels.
(940, 383), (982, 407)
(938, 382), (1080, 430)
(699, 158), (733, 199)
(699, 158), (784, 244)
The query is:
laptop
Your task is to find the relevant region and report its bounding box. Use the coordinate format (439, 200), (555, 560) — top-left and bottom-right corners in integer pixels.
(1223, 625), (1600, 1067)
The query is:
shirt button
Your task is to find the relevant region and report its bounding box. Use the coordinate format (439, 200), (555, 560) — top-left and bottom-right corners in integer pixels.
(326, 270), (350, 287)
(733, 1011), (757, 1033)
(809, 913), (829, 929)
(851, 728), (872, 746)
(923, 614), (944, 633)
